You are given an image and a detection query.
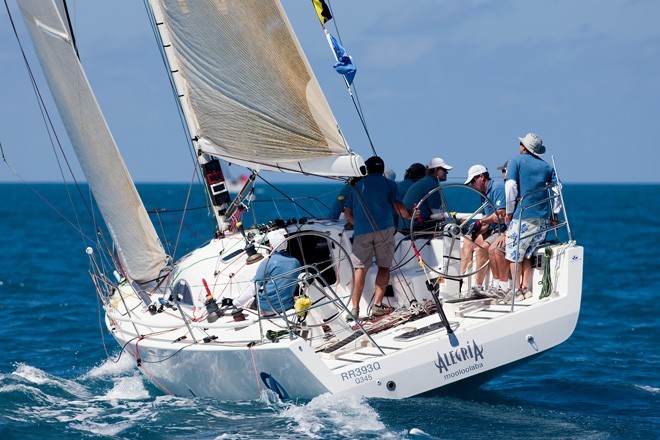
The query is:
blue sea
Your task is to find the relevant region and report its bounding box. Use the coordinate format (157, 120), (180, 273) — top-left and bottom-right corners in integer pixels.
(0, 182), (658, 439)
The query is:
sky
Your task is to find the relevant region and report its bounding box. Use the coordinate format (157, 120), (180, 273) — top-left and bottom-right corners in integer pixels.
(1, 0), (659, 184)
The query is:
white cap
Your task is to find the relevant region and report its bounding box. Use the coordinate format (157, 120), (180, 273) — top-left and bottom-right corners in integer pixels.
(517, 133), (546, 155)
(427, 157), (452, 170)
(384, 168), (396, 181)
(266, 229), (287, 252)
(464, 164), (488, 184)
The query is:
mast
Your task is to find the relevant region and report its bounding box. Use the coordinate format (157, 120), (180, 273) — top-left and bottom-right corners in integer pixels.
(144, 2), (243, 233)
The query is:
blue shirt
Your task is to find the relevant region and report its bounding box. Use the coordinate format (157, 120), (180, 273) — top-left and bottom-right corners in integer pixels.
(484, 178), (506, 230)
(403, 175), (441, 222)
(327, 183), (352, 219)
(345, 174), (398, 236)
(484, 179), (506, 217)
(254, 251), (301, 313)
(396, 178), (416, 228)
(506, 154), (556, 219)
(397, 178), (415, 200)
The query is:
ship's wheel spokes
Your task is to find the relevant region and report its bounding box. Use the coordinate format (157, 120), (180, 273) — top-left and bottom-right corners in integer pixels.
(407, 183), (504, 279)
(262, 231), (355, 327)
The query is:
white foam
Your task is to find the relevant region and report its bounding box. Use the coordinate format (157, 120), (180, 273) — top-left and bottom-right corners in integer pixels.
(2, 364), (161, 437)
(409, 427), (436, 438)
(84, 353), (136, 378)
(634, 384), (659, 394)
(11, 364), (90, 398)
(257, 388), (287, 407)
(102, 373), (150, 400)
(12, 363), (52, 385)
(280, 393), (390, 438)
(70, 420), (134, 437)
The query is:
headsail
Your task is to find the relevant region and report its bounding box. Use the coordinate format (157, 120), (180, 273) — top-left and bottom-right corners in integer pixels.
(17, 0), (168, 283)
(148, 0), (364, 176)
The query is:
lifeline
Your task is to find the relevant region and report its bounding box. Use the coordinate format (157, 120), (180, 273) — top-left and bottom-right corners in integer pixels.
(434, 339), (484, 373)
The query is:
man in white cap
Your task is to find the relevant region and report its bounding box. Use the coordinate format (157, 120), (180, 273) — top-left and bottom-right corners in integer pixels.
(234, 229), (301, 315)
(461, 164), (506, 298)
(403, 157), (453, 228)
(498, 133), (558, 301)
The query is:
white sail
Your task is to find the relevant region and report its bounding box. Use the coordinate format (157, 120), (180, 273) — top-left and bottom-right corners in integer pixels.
(148, 0), (363, 176)
(17, 0), (168, 283)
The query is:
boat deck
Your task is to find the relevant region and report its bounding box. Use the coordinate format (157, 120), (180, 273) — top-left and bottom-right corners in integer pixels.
(312, 296), (534, 370)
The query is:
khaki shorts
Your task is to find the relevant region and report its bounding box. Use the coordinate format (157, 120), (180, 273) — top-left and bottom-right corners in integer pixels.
(350, 227), (396, 269)
(485, 231), (503, 251)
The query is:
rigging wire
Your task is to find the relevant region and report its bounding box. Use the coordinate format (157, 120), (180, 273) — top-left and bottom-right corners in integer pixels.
(171, 165), (200, 260)
(253, 172), (317, 219)
(324, 0), (377, 156)
(142, 0), (201, 181)
(142, 0), (216, 238)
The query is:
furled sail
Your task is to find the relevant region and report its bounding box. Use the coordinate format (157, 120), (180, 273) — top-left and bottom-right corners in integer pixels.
(17, 0), (168, 283)
(147, 0), (364, 176)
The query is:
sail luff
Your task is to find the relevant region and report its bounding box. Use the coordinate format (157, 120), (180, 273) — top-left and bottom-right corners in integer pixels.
(146, 0), (363, 177)
(17, 0), (168, 283)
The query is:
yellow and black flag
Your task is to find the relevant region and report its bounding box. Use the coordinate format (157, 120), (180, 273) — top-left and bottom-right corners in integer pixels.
(312, 0), (332, 25)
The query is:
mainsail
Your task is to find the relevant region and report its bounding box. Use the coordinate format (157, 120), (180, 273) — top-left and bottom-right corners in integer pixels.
(17, 0), (168, 283)
(147, 0), (363, 176)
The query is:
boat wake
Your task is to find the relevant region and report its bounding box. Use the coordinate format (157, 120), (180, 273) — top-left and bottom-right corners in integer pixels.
(279, 393), (393, 438)
(0, 361), (156, 436)
(0, 361), (402, 438)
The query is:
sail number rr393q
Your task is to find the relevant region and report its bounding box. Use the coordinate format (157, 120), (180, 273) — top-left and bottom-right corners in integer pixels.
(340, 361), (382, 383)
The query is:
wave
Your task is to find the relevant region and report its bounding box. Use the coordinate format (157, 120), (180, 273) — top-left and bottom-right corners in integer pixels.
(83, 353), (136, 379)
(10, 363), (91, 399)
(0, 362), (155, 437)
(279, 393), (394, 439)
(634, 384), (659, 394)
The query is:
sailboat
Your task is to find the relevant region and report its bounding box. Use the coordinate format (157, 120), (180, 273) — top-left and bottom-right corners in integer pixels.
(15, 0), (583, 400)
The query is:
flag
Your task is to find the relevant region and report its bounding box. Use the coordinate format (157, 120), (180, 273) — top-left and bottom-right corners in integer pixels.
(312, 0), (333, 25)
(329, 33), (356, 85)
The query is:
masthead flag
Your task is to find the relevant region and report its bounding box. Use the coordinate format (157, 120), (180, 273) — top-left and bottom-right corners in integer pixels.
(329, 33), (356, 85)
(312, 0), (333, 25)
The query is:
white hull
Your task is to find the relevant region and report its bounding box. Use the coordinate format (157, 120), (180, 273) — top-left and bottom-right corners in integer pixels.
(105, 221), (583, 400)
(15, 0), (583, 402)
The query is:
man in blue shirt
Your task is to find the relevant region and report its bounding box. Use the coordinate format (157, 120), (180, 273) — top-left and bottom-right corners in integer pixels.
(397, 162), (426, 201)
(461, 165), (506, 297)
(403, 157), (453, 229)
(344, 156), (410, 319)
(254, 229), (301, 315)
(396, 162), (426, 229)
(327, 178), (360, 219)
(503, 133), (557, 299)
(232, 229), (302, 315)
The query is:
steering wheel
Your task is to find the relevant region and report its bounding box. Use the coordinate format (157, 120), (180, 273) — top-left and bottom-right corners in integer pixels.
(259, 230), (354, 327)
(407, 183), (504, 279)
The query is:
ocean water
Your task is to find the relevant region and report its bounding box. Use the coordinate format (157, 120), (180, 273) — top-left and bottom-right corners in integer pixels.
(0, 182), (658, 439)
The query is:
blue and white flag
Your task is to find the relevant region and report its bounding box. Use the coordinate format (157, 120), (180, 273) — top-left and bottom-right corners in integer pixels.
(328, 33), (356, 85)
